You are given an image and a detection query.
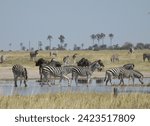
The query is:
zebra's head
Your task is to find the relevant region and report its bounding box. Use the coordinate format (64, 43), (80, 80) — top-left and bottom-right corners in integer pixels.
(123, 63), (134, 70)
(97, 60), (104, 71)
(90, 60), (104, 72)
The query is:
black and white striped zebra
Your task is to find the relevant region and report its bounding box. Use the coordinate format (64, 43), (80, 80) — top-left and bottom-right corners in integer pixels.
(104, 63), (135, 85)
(35, 58), (62, 81)
(30, 50), (38, 61)
(119, 69), (144, 85)
(41, 65), (72, 86)
(12, 64), (28, 87)
(72, 60), (104, 86)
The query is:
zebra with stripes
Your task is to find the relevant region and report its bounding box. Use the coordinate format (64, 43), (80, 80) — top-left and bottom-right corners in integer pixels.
(104, 63), (135, 85)
(72, 60), (104, 86)
(119, 69), (144, 85)
(30, 50), (38, 61)
(41, 65), (72, 86)
(12, 64), (28, 87)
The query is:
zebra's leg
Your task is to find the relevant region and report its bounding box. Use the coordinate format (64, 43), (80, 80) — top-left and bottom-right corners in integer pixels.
(14, 76), (18, 87)
(47, 74), (52, 87)
(109, 75), (113, 85)
(74, 74), (78, 86)
(87, 75), (91, 87)
(139, 78), (144, 85)
(62, 75), (71, 86)
(20, 79), (22, 86)
(24, 80), (27, 87)
(132, 77), (134, 85)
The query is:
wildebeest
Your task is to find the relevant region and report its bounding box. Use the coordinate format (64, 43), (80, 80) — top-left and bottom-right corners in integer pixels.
(77, 58), (91, 67)
(30, 50), (38, 61)
(0, 55), (5, 63)
(128, 47), (134, 54)
(143, 53), (150, 62)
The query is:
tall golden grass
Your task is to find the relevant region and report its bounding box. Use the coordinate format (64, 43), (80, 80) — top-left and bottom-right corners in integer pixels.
(0, 49), (150, 71)
(0, 92), (150, 109)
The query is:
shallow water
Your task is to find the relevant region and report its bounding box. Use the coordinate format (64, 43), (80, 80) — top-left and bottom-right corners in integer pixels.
(0, 78), (150, 96)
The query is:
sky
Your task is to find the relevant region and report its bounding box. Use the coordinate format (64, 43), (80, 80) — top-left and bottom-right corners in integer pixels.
(0, 0), (150, 50)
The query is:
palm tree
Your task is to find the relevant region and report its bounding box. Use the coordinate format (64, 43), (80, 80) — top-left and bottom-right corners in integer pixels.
(100, 33), (105, 45)
(81, 43), (84, 50)
(109, 33), (114, 47)
(9, 43), (12, 50)
(90, 34), (96, 46)
(20, 42), (23, 50)
(47, 35), (53, 50)
(38, 41), (42, 50)
(58, 35), (65, 48)
(96, 33), (101, 46)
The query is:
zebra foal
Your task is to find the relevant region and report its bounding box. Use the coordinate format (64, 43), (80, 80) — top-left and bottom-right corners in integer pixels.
(104, 63), (135, 85)
(119, 69), (144, 85)
(12, 64), (28, 87)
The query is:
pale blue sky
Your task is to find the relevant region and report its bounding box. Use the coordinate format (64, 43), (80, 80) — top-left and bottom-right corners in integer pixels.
(0, 0), (150, 50)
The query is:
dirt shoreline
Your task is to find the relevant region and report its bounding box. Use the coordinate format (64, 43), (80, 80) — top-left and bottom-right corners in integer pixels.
(0, 67), (150, 80)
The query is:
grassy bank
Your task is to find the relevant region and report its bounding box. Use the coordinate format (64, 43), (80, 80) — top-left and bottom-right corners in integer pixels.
(0, 92), (150, 109)
(0, 49), (150, 72)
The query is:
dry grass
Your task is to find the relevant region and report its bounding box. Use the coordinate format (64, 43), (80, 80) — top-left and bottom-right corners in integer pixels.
(0, 49), (150, 72)
(0, 92), (150, 109)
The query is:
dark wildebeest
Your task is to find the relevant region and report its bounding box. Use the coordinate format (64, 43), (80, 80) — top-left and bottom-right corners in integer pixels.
(30, 50), (38, 61)
(128, 47), (134, 54)
(77, 58), (91, 67)
(143, 53), (150, 62)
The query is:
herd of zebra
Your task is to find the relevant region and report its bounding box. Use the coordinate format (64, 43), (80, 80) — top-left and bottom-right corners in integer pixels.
(11, 52), (150, 87)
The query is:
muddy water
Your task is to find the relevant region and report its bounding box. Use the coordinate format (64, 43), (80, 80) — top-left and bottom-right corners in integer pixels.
(0, 78), (150, 96)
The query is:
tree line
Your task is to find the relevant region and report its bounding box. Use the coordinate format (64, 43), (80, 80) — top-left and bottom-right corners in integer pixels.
(7, 33), (150, 51)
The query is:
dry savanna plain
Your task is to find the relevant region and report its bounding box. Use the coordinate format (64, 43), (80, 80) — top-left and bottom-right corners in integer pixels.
(0, 49), (150, 108)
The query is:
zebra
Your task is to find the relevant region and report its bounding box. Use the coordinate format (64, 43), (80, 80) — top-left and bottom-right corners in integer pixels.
(104, 63), (135, 85)
(72, 53), (78, 64)
(110, 54), (119, 62)
(119, 69), (144, 85)
(35, 58), (61, 81)
(71, 60), (104, 86)
(30, 50), (38, 61)
(41, 65), (72, 86)
(50, 51), (57, 57)
(143, 53), (150, 62)
(63, 56), (70, 65)
(12, 64), (28, 87)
